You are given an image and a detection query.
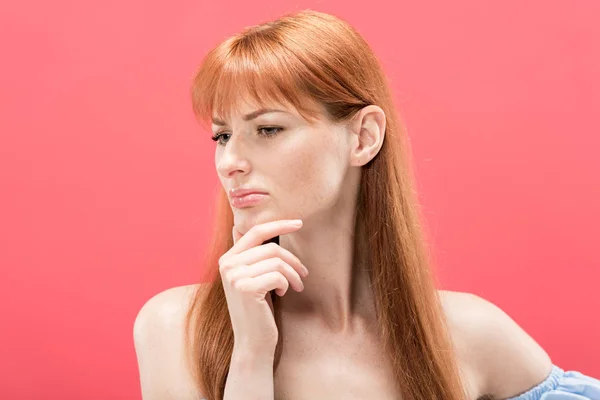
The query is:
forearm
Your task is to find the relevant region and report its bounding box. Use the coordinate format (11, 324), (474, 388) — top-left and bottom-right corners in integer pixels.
(224, 346), (275, 400)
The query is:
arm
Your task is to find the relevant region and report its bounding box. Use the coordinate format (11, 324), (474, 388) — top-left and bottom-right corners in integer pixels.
(133, 284), (278, 400)
(133, 285), (203, 400)
(223, 346), (276, 400)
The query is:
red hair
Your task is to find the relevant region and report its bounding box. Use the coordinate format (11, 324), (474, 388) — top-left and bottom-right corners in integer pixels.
(184, 9), (466, 400)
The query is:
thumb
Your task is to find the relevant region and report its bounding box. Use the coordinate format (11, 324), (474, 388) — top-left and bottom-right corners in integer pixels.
(232, 225), (243, 245)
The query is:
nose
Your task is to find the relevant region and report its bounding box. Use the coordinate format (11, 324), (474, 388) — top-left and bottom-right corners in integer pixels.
(216, 135), (251, 179)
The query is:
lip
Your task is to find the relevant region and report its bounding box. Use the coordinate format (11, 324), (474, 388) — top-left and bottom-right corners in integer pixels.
(231, 193), (268, 208)
(229, 187), (269, 209)
(229, 187), (268, 198)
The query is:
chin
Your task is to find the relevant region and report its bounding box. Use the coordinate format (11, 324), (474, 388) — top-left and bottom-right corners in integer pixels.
(234, 209), (288, 232)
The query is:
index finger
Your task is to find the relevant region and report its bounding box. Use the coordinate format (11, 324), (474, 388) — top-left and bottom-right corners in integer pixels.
(226, 219), (302, 256)
(232, 226), (243, 245)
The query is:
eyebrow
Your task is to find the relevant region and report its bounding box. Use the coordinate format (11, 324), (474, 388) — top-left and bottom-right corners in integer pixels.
(211, 108), (288, 126)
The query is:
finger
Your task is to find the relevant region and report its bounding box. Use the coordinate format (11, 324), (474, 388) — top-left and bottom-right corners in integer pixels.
(232, 225), (243, 245)
(226, 243), (308, 278)
(237, 271), (290, 297)
(227, 257), (304, 292)
(225, 219), (303, 256)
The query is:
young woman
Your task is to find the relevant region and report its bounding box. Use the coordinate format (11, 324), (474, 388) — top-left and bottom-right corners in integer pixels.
(133, 9), (600, 400)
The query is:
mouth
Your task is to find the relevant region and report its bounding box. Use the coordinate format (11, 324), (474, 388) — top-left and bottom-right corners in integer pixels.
(230, 192), (268, 208)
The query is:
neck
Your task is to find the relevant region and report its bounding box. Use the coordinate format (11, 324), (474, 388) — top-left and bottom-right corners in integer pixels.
(275, 210), (375, 334)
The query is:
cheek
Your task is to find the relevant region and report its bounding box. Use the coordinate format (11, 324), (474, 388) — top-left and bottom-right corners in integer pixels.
(279, 137), (347, 210)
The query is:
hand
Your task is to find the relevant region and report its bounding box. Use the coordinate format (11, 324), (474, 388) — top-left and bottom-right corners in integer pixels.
(219, 219), (309, 354)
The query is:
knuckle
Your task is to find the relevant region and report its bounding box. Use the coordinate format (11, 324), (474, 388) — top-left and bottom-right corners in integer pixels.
(232, 279), (245, 291)
(275, 259), (287, 271)
(266, 242), (279, 252)
(219, 259), (236, 274)
(219, 264), (229, 275)
(277, 274), (289, 288)
(227, 270), (239, 285)
(250, 224), (263, 236)
(218, 257), (229, 271)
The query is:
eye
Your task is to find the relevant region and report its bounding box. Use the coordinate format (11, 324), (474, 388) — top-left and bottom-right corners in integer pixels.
(257, 126), (284, 137)
(211, 127), (284, 146)
(211, 132), (230, 146)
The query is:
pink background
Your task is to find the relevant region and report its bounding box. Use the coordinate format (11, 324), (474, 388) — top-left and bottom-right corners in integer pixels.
(1, 1), (598, 398)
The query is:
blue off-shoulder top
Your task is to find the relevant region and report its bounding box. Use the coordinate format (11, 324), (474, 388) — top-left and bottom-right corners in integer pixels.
(506, 365), (600, 399)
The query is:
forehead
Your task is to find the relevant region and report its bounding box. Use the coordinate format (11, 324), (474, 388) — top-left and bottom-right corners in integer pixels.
(211, 95), (327, 127)
(212, 99), (292, 124)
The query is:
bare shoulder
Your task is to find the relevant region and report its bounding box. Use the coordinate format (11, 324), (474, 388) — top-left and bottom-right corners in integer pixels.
(438, 290), (553, 399)
(134, 283), (209, 400)
(134, 284), (204, 332)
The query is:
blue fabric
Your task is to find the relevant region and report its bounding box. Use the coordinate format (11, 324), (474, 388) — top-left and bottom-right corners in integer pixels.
(506, 365), (600, 399)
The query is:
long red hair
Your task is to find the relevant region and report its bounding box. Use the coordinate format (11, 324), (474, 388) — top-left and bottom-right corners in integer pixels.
(184, 9), (466, 400)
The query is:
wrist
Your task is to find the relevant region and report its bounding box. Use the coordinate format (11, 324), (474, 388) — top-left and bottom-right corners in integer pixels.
(231, 344), (275, 368)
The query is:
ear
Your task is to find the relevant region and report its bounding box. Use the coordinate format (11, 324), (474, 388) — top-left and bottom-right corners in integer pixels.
(347, 105), (386, 167)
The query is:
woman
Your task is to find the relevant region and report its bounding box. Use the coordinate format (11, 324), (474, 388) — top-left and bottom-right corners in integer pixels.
(133, 9), (600, 400)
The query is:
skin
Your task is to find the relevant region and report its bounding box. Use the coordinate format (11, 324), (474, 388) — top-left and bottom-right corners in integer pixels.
(134, 97), (553, 399)
(212, 96), (382, 333)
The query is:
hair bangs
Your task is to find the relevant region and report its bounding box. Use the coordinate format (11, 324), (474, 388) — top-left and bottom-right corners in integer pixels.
(191, 35), (322, 130)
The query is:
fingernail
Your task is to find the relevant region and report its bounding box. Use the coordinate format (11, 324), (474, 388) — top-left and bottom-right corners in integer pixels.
(290, 219), (303, 226)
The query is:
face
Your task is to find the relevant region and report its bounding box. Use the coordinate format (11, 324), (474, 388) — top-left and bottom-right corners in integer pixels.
(211, 97), (355, 235)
